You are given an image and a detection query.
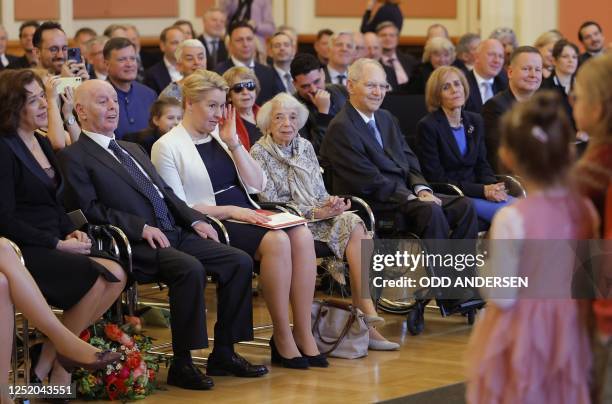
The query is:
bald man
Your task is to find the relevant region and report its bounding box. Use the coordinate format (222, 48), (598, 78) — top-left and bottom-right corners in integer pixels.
(59, 79), (267, 390)
(464, 39), (508, 113)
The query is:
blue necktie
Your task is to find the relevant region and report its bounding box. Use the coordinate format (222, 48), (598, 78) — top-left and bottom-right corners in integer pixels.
(367, 120), (383, 148)
(108, 140), (175, 231)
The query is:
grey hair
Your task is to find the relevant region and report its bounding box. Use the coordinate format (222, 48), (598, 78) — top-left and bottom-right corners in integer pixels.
(456, 33), (480, 55)
(489, 27), (518, 48)
(348, 58), (386, 82)
(422, 36), (456, 63)
(85, 35), (109, 53)
(175, 39), (205, 61)
(328, 31), (354, 47)
(256, 93), (309, 135)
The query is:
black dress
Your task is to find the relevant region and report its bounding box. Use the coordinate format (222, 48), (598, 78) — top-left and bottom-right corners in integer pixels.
(360, 3), (403, 33)
(195, 139), (268, 258)
(0, 133), (121, 310)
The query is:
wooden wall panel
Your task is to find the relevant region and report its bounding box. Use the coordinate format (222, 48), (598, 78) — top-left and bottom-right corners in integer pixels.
(14, 0), (60, 21)
(315, 0), (457, 19)
(558, 0), (611, 52)
(73, 0), (179, 19)
(195, 0), (219, 18)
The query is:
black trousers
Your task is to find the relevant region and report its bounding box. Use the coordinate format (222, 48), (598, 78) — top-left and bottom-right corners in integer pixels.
(398, 195), (478, 239)
(131, 226), (254, 352)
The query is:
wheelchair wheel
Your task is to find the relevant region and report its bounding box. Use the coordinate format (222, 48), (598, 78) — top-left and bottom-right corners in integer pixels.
(467, 309), (476, 325)
(406, 302), (425, 335)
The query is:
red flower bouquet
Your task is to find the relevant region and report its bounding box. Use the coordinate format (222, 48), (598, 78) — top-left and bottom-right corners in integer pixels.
(74, 316), (161, 401)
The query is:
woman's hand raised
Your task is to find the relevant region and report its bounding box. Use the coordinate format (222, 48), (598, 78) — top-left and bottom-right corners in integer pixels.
(219, 103), (241, 149)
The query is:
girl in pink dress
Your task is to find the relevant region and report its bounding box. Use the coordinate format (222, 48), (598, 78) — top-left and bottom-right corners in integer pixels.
(465, 92), (596, 404)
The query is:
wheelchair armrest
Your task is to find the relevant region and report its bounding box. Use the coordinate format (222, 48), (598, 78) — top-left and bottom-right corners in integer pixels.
(258, 202), (302, 216)
(337, 195), (375, 235)
(207, 216), (230, 245)
(430, 183), (464, 196)
(495, 174), (526, 198)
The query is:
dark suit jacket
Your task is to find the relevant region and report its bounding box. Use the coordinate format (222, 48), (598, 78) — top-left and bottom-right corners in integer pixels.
(271, 67), (289, 92)
(539, 73), (576, 130)
(197, 35), (228, 70)
(464, 69), (508, 113)
(482, 88), (516, 171)
(416, 109), (496, 197)
(123, 127), (162, 156)
(7, 54), (33, 69)
(0, 134), (76, 249)
(143, 60), (172, 95)
(215, 59), (283, 105)
(382, 53), (418, 93)
(1, 54), (19, 70)
(58, 134), (208, 243)
(360, 3), (403, 33)
(320, 102), (429, 210)
(297, 84), (348, 155)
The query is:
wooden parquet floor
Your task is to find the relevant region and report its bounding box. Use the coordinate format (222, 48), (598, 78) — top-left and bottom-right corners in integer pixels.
(38, 283), (474, 403)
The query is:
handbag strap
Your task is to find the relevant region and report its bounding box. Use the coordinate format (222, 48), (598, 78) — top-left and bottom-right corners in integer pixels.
(312, 302), (358, 355)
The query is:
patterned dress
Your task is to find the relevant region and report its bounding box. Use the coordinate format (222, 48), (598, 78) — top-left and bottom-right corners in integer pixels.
(250, 136), (364, 260)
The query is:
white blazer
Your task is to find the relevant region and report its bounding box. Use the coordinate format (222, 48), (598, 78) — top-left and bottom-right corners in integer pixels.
(151, 123), (266, 208)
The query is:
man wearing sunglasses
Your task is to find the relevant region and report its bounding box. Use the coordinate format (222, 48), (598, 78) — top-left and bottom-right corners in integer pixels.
(215, 21), (282, 105)
(33, 21), (89, 79)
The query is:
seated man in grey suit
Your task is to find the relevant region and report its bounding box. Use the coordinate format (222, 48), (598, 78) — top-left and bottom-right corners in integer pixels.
(320, 59), (478, 241)
(58, 79), (268, 391)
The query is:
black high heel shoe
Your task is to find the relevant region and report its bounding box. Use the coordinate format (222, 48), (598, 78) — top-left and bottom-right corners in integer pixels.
(29, 342), (45, 383)
(56, 350), (122, 373)
(269, 337), (309, 369)
(297, 348), (329, 368)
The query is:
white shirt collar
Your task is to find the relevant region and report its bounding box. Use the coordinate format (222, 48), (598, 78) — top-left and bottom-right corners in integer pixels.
(473, 69), (494, 86)
(231, 55), (254, 69)
(352, 103), (375, 123)
(0, 54), (8, 67)
(203, 34), (220, 45)
(83, 130), (115, 150)
(94, 70), (107, 81)
(273, 65), (291, 80)
(164, 56), (183, 83)
(327, 66), (348, 83)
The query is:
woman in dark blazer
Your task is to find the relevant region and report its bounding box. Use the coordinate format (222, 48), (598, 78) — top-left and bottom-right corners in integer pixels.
(360, 0), (403, 33)
(0, 69), (126, 386)
(539, 39), (579, 131)
(416, 66), (511, 226)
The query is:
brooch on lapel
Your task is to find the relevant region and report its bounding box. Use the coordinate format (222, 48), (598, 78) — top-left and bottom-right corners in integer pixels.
(467, 125), (474, 135)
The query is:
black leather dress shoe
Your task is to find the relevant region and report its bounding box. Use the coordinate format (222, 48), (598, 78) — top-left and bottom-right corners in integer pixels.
(206, 352), (268, 377)
(167, 362), (214, 390)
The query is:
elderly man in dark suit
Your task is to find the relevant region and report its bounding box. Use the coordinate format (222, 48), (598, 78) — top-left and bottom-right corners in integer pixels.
(463, 39), (508, 113)
(320, 59), (478, 240)
(58, 79), (268, 391)
(482, 46), (542, 171)
(215, 21), (282, 105)
(143, 26), (185, 94)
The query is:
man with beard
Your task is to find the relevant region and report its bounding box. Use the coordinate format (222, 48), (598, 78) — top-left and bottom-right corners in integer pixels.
(578, 21), (606, 64)
(291, 53), (347, 155)
(33, 21), (89, 79)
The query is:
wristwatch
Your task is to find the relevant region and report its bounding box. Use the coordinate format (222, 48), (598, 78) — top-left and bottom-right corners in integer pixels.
(64, 115), (76, 126)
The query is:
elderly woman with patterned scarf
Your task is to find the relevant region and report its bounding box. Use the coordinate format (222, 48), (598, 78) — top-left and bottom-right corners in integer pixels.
(250, 92), (399, 351)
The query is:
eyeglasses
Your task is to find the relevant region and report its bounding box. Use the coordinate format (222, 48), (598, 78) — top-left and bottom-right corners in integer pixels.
(231, 81), (256, 92)
(44, 45), (68, 54)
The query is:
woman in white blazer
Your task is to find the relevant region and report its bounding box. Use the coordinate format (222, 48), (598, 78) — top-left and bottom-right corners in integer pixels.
(151, 69), (326, 369)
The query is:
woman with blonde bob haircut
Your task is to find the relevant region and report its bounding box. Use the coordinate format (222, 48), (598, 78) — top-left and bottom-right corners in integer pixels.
(409, 36), (456, 93)
(417, 66), (510, 228)
(152, 69), (325, 369)
(251, 92), (400, 351)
